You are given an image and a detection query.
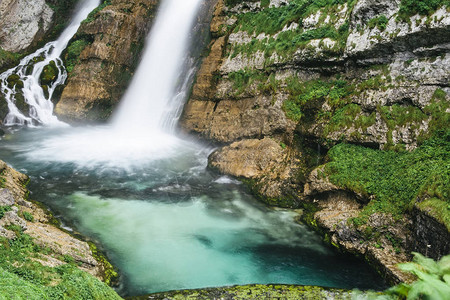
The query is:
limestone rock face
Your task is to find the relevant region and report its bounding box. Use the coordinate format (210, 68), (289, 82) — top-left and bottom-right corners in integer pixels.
(55, 0), (159, 122)
(0, 0), (54, 52)
(181, 0), (449, 150)
(183, 0), (449, 283)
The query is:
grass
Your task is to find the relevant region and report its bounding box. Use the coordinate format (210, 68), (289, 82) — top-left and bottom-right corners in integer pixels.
(0, 206), (12, 220)
(368, 15), (389, 31)
(397, 0), (450, 21)
(0, 47), (22, 72)
(0, 226), (121, 299)
(226, 0), (356, 62)
(282, 79), (352, 122)
(324, 129), (450, 224)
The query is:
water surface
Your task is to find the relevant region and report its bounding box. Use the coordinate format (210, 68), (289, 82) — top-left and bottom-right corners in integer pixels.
(0, 127), (385, 296)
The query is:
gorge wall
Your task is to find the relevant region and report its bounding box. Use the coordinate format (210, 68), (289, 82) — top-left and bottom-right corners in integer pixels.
(180, 0), (449, 284)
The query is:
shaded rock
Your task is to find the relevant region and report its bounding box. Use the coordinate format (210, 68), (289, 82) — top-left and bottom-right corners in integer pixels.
(309, 190), (414, 284)
(410, 204), (450, 260)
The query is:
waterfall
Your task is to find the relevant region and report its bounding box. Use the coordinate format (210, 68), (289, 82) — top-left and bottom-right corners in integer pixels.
(8, 0), (206, 169)
(0, 0), (100, 126)
(112, 0), (203, 133)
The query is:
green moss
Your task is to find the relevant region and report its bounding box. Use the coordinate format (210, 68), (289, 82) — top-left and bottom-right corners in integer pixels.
(40, 61), (59, 86)
(324, 130), (450, 223)
(129, 284), (351, 300)
(0, 47), (22, 72)
(81, 0), (112, 25)
(398, 0), (449, 21)
(64, 39), (90, 73)
(368, 15), (389, 31)
(88, 242), (118, 286)
(417, 198), (450, 231)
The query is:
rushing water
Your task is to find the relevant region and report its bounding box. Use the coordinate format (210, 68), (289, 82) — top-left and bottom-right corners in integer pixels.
(0, 0), (386, 296)
(0, 0), (100, 126)
(0, 128), (385, 296)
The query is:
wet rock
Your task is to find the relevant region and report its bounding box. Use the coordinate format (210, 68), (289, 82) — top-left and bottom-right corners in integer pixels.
(56, 0), (159, 122)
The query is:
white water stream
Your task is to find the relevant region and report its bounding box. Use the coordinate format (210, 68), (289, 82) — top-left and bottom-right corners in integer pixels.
(0, 0), (100, 126)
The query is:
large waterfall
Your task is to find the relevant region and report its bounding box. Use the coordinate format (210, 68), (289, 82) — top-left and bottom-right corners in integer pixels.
(0, 0), (100, 126)
(112, 0), (203, 133)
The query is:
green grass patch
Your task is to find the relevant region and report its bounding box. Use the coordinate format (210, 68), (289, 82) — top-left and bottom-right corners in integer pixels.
(0, 47), (22, 72)
(324, 130), (450, 224)
(0, 226), (121, 299)
(0, 206), (12, 220)
(227, 0), (356, 61)
(282, 79), (352, 122)
(398, 0), (450, 21)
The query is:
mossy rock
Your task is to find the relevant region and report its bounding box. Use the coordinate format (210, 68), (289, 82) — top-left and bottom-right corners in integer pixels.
(129, 284), (353, 300)
(6, 74), (24, 89)
(40, 61), (59, 86)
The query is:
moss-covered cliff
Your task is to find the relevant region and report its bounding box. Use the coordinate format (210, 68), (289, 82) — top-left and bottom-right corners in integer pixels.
(181, 0), (450, 284)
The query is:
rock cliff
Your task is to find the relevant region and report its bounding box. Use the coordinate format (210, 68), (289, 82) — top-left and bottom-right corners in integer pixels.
(181, 0), (450, 284)
(55, 0), (159, 121)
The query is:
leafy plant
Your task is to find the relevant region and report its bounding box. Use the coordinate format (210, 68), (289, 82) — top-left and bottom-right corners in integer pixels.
(387, 253), (450, 300)
(325, 129), (450, 223)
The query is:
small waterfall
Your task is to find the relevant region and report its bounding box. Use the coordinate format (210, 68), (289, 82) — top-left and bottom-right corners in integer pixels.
(0, 0), (100, 126)
(112, 0), (203, 133)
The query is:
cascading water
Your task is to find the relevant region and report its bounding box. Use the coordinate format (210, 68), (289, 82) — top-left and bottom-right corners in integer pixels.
(112, 0), (203, 133)
(0, 0), (100, 126)
(0, 0), (386, 296)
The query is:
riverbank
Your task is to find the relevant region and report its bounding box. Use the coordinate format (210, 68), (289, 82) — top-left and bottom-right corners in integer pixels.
(0, 159), (120, 299)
